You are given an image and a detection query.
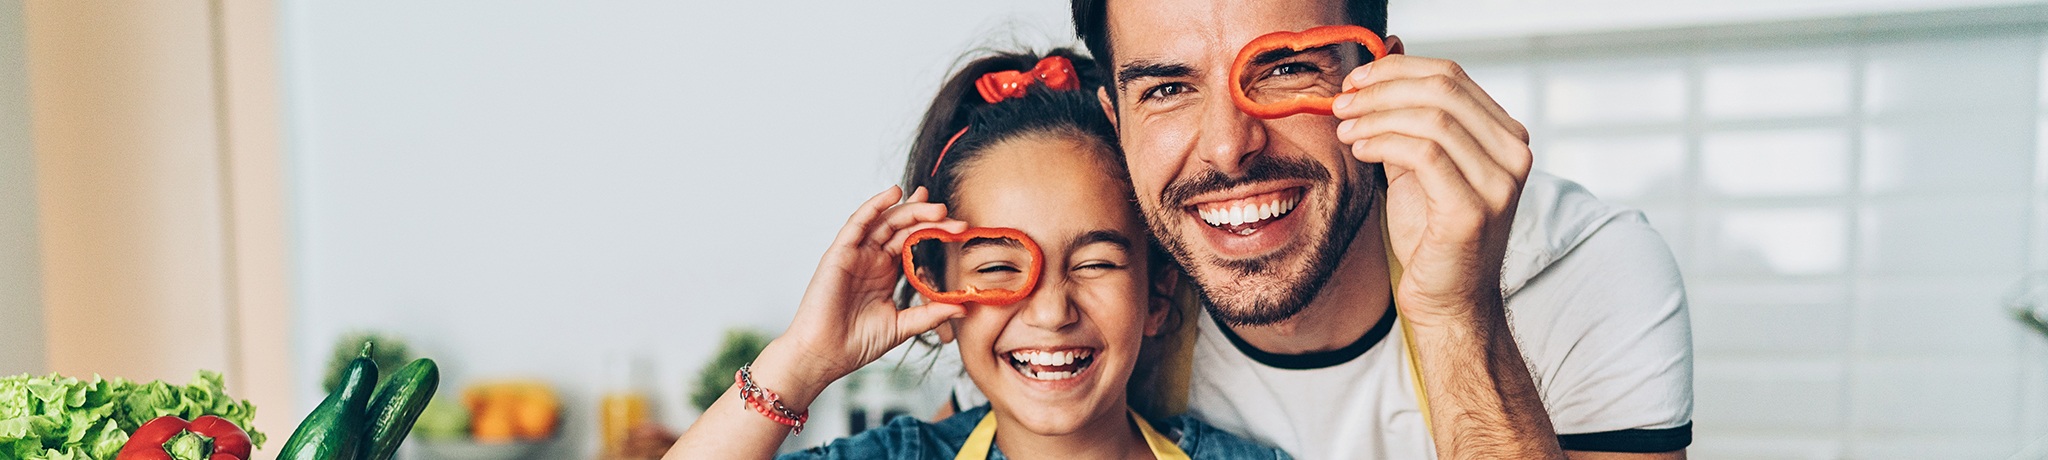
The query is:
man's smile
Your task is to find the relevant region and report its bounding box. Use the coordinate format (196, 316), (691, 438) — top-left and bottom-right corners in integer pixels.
(1176, 181), (1313, 259)
(1193, 187), (1304, 235)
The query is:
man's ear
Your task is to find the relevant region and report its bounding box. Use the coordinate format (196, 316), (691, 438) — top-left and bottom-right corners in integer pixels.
(1385, 34), (1406, 55)
(1097, 87), (1118, 129)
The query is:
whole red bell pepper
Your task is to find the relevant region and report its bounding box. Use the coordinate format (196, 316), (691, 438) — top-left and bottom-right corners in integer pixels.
(1228, 25), (1392, 119)
(117, 415), (253, 460)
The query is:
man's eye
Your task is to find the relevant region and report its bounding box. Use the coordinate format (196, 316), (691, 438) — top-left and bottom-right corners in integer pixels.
(1267, 62), (1319, 77)
(1140, 82), (1192, 102)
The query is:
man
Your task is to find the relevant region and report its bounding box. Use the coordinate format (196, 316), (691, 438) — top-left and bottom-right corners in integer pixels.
(1072, 0), (1693, 458)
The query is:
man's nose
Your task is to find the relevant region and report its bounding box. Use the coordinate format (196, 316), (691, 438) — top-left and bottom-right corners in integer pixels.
(1192, 94), (1267, 176)
(1019, 280), (1079, 332)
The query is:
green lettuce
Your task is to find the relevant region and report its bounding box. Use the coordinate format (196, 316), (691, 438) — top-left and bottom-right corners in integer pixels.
(0, 371), (265, 460)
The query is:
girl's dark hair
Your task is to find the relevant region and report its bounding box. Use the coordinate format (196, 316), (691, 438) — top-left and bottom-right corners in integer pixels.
(899, 47), (1119, 204)
(893, 47), (1126, 312)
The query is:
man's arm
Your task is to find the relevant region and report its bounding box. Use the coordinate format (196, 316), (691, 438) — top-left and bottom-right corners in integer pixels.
(1569, 451), (1686, 460)
(1332, 48), (1563, 458)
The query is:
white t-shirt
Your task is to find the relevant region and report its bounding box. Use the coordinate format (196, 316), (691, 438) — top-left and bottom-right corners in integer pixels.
(954, 172), (1694, 458)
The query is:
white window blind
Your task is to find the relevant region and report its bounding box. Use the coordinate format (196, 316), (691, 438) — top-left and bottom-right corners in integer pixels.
(1440, 12), (2048, 459)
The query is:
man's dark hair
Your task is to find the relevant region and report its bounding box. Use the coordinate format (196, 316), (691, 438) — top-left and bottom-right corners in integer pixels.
(1071, 0), (1389, 79)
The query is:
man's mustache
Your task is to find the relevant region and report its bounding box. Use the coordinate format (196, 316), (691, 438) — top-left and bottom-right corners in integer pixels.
(1160, 155), (1330, 210)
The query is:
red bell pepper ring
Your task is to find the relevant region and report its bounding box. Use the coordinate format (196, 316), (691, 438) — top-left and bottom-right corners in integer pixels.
(1228, 25), (1391, 119)
(117, 415), (253, 460)
(900, 227), (1043, 306)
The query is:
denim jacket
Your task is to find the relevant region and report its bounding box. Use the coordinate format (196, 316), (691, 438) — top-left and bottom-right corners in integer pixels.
(778, 405), (1290, 460)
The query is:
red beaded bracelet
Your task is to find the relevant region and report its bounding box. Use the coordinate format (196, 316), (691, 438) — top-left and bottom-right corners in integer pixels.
(735, 363), (808, 435)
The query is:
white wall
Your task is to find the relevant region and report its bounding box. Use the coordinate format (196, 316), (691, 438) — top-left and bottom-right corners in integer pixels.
(1438, 8), (2048, 459)
(280, 1), (1070, 456)
(0, 0), (45, 377)
(1391, 0), (2048, 42)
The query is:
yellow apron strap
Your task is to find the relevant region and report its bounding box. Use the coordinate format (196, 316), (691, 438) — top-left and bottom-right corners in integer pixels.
(1155, 282), (1203, 416)
(1132, 408), (1195, 460)
(954, 411), (999, 460)
(1383, 198), (1436, 434)
(955, 409), (1191, 460)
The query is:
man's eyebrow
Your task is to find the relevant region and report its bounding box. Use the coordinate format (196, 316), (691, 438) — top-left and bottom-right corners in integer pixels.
(1115, 60), (1196, 92)
(1066, 229), (1133, 251)
(1248, 44), (1344, 68)
(961, 236), (1026, 253)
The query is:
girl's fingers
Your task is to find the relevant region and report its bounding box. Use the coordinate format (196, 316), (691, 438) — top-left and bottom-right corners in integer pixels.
(897, 302), (967, 340)
(834, 186), (906, 249)
(884, 219), (971, 255)
(866, 202), (952, 249)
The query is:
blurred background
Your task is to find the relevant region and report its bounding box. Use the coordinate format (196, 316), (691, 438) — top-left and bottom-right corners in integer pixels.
(7, 0), (2048, 459)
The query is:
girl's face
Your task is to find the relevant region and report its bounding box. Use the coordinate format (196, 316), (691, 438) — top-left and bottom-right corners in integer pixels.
(947, 132), (1162, 436)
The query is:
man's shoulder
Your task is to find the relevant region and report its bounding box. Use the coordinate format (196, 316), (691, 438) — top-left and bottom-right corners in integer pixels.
(1502, 171), (1665, 297)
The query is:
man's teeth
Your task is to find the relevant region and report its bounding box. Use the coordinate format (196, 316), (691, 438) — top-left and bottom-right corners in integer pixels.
(1198, 196), (1298, 227)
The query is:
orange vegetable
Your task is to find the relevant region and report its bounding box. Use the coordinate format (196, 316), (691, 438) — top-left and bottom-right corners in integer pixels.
(1228, 25), (1391, 119)
(900, 227), (1043, 306)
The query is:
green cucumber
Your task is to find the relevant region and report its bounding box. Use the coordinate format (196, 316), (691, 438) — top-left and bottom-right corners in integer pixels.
(361, 358), (440, 460)
(278, 342), (380, 460)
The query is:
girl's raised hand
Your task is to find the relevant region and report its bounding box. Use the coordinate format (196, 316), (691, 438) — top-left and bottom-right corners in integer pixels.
(754, 185), (969, 404)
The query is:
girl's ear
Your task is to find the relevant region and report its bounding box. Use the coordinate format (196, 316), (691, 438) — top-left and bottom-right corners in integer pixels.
(1385, 34), (1406, 56)
(1144, 268), (1178, 337)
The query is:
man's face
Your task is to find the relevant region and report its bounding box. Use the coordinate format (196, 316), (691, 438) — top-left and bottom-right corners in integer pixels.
(1103, 0), (1376, 325)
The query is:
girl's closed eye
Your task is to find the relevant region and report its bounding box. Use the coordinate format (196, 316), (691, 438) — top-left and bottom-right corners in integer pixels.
(976, 262), (1023, 274)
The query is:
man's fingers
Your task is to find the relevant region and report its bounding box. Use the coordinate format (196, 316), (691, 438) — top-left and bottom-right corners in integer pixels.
(1343, 55), (1520, 128)
(1335, 68), (1532, 179)
(1338, 108), (1519, 208)
(1352, 133), (1490, 233)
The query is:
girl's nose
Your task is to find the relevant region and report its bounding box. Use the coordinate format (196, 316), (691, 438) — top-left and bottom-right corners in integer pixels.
(1018, 282), (1079, 331)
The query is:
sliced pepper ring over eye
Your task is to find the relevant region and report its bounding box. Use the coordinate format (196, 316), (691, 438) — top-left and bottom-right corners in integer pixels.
(1229, 25), (1391, 119)
(901, 227), (1043, 306)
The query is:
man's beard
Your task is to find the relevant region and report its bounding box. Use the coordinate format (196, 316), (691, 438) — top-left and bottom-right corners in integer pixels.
(1145, 155), (1376, 327)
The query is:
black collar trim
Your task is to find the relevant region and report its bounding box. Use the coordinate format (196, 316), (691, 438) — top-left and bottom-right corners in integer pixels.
(1209, 300), (1397, 370)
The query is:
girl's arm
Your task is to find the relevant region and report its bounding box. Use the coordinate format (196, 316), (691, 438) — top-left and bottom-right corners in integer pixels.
(665, 186), (966, 460)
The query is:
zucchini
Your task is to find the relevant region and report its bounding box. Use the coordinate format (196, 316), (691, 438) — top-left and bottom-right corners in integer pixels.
(361, 358), (440, 460)
(278, 343), (380, 460)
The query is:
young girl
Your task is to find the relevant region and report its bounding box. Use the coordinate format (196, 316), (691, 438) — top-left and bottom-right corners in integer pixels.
(664, 50), (1287, 459)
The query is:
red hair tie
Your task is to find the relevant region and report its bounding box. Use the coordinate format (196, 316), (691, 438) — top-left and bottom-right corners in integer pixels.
(974, 56), (1079, 103)
(934, 56), (1082, 177)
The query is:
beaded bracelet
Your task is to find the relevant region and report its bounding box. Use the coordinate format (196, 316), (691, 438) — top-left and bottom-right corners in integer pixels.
(735, 363), (808, 435)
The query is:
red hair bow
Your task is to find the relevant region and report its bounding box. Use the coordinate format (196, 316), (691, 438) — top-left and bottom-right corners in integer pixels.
(974, 56), (1079, 103)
